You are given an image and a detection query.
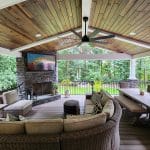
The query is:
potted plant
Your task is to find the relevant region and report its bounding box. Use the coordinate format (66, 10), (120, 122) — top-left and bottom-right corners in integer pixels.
(52, 83), (58, 95)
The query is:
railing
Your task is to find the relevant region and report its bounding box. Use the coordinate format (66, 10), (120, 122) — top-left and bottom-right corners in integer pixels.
(139, 80), (150, 91)
(58, 81), (120, 95)
(58, 80), (150, 95)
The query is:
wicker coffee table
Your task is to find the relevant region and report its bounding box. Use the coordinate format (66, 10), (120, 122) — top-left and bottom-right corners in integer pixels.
(64, 100), (80, 117)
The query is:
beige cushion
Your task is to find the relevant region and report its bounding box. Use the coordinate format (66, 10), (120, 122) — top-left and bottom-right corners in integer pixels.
(67, 114), (92, 119)
(4, 100), (32, 110)
(85, 99), (93, 105)
(102, 99), (114, 118)
(85, 104), (95, 114)
(91, 93), (102, 110)
(0, 122), (25, 134)
(101, 91), (113, 106)
(2, 90), (18, 104)
(64, 112), (107, 132)
(25, 119), (63, 135)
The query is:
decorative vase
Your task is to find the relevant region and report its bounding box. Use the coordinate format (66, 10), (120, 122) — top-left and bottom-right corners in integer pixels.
(140, 90), (144, 96)
(65, 90), (70, 98)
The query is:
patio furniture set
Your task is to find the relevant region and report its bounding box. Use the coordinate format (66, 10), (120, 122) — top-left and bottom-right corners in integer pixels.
(0, 90), (122, 150)
(115, 88), (150, 124)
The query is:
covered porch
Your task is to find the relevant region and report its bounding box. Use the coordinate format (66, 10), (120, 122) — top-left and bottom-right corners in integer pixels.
(0, 1), (150, 150)
(0, 0), (149, 97)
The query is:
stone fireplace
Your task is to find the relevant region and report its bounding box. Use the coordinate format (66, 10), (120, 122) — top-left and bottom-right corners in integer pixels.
(16, 51), (57, 99)
(25, 71), (55, 97)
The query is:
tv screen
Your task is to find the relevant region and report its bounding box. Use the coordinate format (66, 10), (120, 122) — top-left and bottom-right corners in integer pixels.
(26, 53), (55, 71)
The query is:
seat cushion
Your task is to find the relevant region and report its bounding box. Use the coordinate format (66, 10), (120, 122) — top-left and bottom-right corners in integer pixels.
(0, 121), (25, 134)
(25, 119), (63, 135)
(64, 112), (106, 132)
(85, 104), (95, 114)
(4, 100), (32, 110)
(101, 90), (113, 106)
(102, 99), (114, 118)
(67, 114), (92, 119)
(2, 90), (18, 104)
(85, 99), (93, 105)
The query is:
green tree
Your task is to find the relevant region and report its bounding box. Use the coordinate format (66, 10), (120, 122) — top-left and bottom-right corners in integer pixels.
(0, 55), (17, 91)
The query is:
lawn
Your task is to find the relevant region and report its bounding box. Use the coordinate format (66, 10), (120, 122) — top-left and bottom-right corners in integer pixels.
(58, 85), (119, 95)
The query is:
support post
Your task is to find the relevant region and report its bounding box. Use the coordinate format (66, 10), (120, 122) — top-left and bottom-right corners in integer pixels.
(128, 58), (139, 88)
(129, 58), (137, 80)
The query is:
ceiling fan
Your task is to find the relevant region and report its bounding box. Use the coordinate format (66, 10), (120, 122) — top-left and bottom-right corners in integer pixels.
(70, 17), (115, 46)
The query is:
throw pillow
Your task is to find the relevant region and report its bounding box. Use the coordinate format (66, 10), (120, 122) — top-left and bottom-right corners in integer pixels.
(93, 104), (102, 114)
(102, 99), (114, 118)
(91, 93), (102, 110)
(6, 113), (19, 121)
(5, 114), (26, 121)
(19, 115), (26, 121)
(101, 91), (113, 106)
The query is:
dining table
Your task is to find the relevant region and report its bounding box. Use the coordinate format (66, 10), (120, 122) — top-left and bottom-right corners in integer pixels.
(118, 88), (150, 114)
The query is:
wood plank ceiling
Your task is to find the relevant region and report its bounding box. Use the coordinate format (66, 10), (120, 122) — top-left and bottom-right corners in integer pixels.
(89, 0), (150, 55)
(0, 0), (149, 56)
(0, 0), (82, 51)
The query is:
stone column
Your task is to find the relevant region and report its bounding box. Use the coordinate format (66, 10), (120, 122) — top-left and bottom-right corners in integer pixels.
(16, 57), (26, 99)
(55, 56), (58, 83)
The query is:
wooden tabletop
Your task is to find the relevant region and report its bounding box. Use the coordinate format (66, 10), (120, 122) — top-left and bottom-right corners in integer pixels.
(118, 88), (150, 108)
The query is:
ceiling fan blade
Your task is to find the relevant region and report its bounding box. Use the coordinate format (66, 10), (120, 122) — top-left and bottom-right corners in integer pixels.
(71, 30), (82, 39)
(91, 34), (115, 41)
(57, 37), (80, 41)
(92, 41), (109, 44)
(88, 29), (100, 38)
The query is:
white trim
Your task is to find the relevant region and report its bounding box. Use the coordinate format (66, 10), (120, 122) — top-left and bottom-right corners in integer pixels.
(0, 0), (26, 9)
(57, 53), (131, 60)
(0, 47), (21, 57)
(82, 0), (92, 36)
(128, 59), (137, 80)
(133, 51), (150, 58)
(89, 28), (150, 49)
(12, 29), (81, 52)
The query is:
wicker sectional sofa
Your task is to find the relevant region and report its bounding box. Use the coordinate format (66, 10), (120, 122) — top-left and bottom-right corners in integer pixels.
(0, 91), (122, 150)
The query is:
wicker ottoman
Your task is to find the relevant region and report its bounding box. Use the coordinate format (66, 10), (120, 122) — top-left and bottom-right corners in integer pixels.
(64, 100), (80, 117)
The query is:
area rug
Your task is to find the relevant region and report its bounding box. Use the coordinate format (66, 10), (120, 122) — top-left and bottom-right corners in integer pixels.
(25, 95), (85, 119)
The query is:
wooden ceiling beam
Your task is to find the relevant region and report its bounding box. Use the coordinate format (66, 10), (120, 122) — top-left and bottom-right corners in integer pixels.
(0, 0), (26, 9)
(12, 28), (81, 52)
(89, 27), (150, 49)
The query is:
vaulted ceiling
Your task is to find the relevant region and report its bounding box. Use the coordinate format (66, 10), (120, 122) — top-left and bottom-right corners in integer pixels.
(0, 0), (150, 57)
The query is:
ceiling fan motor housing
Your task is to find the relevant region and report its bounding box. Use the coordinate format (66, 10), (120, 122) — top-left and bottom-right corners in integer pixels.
(83, 16), (88, 22)
(82, 35), (89, 42)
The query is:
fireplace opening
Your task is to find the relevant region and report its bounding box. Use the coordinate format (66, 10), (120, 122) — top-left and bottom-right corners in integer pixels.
(32, 82), (53, 96)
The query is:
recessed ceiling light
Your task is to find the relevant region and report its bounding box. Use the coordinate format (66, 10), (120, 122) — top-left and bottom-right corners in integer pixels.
(35, 33), (42, 38)
(129, 32), (136, 36)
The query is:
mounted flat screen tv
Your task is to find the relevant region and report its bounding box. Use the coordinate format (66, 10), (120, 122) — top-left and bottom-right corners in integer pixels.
(26, 53), (55, 71)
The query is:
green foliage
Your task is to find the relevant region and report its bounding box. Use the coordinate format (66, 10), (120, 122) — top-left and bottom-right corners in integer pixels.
(58, 47), (150, 83)
(93, 80), (102, 92)
(136, 56), (150, 81)
(0, 55), (17, 91)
